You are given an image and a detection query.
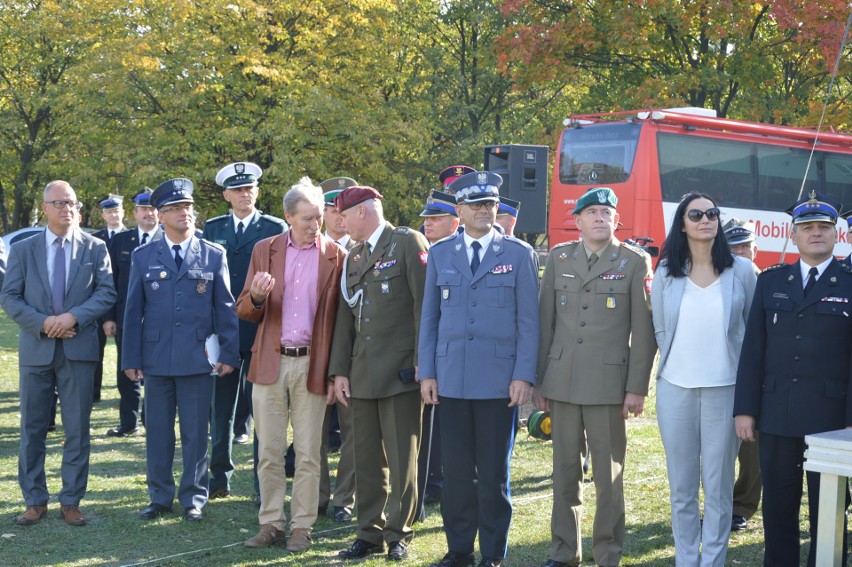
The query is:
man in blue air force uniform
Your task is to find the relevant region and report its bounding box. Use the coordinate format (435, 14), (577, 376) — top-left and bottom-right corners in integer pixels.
(122, 178), (240, 522)
(734, 191), (852, 567)
(419, 171), (540, 567)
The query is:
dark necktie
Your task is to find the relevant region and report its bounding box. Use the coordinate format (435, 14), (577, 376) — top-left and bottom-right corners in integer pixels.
(173, 244), (183, 269)
(140, 232), (149, 246)
(109, 230), (114, 240)
(236, 221), (244, 237)
(588, 252), (599, 271)
(803, 266), (819, 296)
(52, 238), (65, 315)
(470, 241), (481, 275)
(365, 242), (372, 257)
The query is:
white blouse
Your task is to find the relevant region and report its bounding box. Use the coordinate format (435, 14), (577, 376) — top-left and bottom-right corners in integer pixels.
(660, 278), (736, 388)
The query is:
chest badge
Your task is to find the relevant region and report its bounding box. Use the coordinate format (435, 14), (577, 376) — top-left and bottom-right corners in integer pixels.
(151, 282), (159, 291)
(197, 280), (207, 294)
(381, 281), (391, 295)
(442, 289), (450, 300)
(559, 252), (568, 262)
(160, 271), (167, 279)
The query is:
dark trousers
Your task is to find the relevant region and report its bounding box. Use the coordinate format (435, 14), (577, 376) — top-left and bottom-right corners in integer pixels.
(145, 372), (213, 510)
(760, 431), (849, 567)
(733, 430), (761, 518)
(115, 329), (142, 430)
(94, 323), (106, 401)
(233, 353), (252, 437)
(19, 341), (95, 506)
(416, 403), (443, 516)
(209, 351), (249, 492)
(439, 397), (516, 560)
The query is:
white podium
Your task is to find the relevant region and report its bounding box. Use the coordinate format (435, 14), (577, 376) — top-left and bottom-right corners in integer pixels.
(804, 428), (852, 567)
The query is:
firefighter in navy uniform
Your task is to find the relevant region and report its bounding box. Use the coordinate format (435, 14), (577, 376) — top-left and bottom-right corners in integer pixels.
(734, 191), (852, 567)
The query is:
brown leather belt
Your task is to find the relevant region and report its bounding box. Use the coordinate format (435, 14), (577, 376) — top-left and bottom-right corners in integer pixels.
(281, 345), (310, 357)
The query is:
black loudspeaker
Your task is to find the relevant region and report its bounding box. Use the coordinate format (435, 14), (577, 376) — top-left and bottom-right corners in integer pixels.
(483, 144), (549, 234)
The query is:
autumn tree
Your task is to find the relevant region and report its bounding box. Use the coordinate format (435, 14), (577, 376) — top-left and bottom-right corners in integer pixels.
(498, 0), (851, 127)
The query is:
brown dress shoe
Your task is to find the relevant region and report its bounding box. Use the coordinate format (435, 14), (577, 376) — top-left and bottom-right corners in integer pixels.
(244, 523), (286, 548)
(15, 505), (47, 525)
(59, 505), (87, 526)
(286, 527), (312, 552)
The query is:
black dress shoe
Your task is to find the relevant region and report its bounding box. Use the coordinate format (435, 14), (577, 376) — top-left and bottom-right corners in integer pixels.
(183, 507), (203, 522)
(139, 503), (172, 519)
(107, 426), (139, 437)
(209, 487), (230, 499)
(477, 559), (502, 567)
(387, 541), (408, 561)
(333, 506), (353, 522)
(541, 561), (569, 567)
(338, 539), (384, 559)
(432, 551), (475, 567)
(731, 514), (748, 531)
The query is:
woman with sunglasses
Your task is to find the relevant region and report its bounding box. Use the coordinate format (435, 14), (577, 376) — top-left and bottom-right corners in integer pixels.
(650, 191), (757, 566)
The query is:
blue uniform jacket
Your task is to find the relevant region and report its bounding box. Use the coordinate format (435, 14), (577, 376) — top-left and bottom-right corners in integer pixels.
(105, 227), (163, 328)
(121, 236), (240, 375)
(202, 211), (287, 351)
(733, 259), (852, 437)
(418, 229), (540, 399)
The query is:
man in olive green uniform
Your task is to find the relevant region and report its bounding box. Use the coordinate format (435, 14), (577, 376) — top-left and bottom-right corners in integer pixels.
(329, 186), (429, 562)
(534, 187), (656, 567)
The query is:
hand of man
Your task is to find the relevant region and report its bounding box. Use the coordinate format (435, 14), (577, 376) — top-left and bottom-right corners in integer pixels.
(103, 320), (117, 337)
(735, 415), (756, 442)
(420, 378), (439, 405)
(212, 363), (235, 377)
(125, 368), (144, 382)
(249, 271), (275, 305)
(43, 314), (78, 338)
(622, 392), (645, 419)
(532, 386), (550, 412)
(333, 375), (351, 408)
(508, 380), (533, 408)
(326, 384), (337, 405)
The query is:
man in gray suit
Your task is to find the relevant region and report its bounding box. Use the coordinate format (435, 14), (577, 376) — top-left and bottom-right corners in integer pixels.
(419, 171), (540, 567)
(0, 180), (116, 527)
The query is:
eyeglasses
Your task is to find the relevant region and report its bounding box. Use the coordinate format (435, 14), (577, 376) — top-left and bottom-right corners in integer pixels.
(44, 200), (82, 211)
(160, 204), (194, 214)
(686, 208), (720, 222)
(462, 201), (497, 211)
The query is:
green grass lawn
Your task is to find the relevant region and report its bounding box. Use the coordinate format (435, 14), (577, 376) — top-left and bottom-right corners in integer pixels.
(0, 311), (809, 566)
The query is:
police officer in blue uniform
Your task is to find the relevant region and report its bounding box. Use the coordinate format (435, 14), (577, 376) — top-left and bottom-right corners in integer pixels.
(122, 178), (240, 522)
(419, 171), (540, 567)
(103, 189), (162, 436)
(92, 194), (127, 402)
(202, 162), (287, 499)
(734, 191), (852, 567)
(842, 210), (851, 266)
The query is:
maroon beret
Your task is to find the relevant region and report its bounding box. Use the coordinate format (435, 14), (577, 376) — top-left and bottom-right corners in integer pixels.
(334, 186), (383, 211)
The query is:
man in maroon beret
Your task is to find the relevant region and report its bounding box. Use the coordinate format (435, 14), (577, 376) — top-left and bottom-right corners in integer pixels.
(329, 186), (430, 561)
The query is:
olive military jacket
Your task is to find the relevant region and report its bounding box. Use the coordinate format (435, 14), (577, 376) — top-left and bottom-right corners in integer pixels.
(537, 239), (656, 405)
(328, 222), (429, 399)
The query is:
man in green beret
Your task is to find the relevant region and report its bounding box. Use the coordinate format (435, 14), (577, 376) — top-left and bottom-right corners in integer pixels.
(534, 187), (656, 567)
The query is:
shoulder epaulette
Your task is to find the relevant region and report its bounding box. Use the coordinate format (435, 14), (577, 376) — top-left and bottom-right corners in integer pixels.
(205, 214), (228, 224)
(205, 240), (226, 253)
(761, 263), (787, 273)
(840, 263), (852, 274)
(393, 226), (411, 234)
(551, 240), (579, 251)
(259, 213), (286, 225)
(621, 241), (649, 257)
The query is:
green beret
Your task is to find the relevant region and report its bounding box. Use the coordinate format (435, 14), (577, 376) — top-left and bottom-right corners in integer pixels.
(573, 187), (618, 214)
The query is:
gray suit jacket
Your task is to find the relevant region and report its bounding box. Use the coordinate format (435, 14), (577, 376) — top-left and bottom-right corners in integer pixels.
(0, 228), (117, 364)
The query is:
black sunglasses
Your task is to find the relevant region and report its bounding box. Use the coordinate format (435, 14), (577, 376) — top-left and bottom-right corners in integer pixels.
(686, 207), (720, 222)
